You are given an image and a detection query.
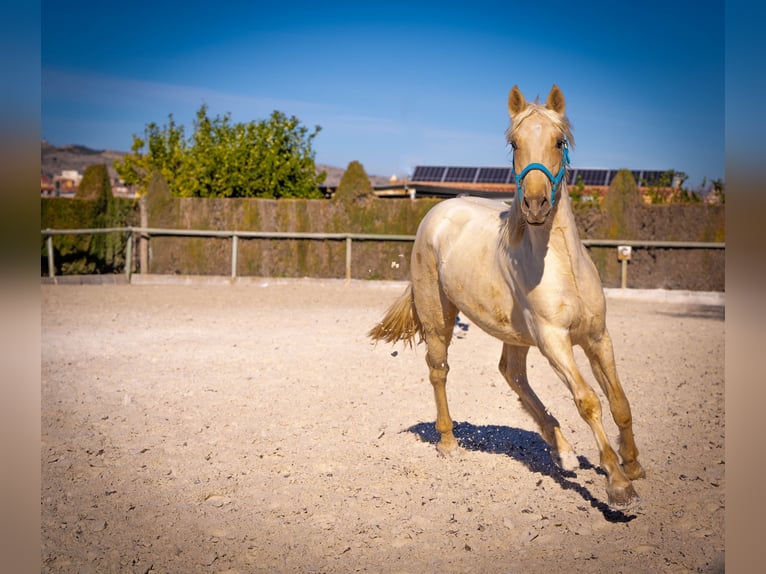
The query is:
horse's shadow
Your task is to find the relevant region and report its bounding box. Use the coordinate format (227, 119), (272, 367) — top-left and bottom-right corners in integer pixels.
(404, 421), (636, 522)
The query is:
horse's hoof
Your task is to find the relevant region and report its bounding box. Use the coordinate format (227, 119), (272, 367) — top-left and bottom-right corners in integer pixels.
(436, 442), (461, 459)
(622, 460), (646, 480)
(552, 449), (579, 472)
(607, 482), (640, 509)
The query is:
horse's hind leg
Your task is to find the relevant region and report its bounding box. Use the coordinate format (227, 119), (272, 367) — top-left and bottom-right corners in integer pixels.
(499, 344), (578, 471)
(583, 331), (645, 480)
(414, 285), (460, 457)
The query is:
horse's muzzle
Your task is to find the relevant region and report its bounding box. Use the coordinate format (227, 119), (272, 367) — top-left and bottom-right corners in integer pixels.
(521, 194), (552, 225)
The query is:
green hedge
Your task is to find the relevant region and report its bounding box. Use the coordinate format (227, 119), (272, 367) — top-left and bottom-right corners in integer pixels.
(41, 170), (725, 289)
(41, 197), (138, 274)
(140, 172), (439, 279)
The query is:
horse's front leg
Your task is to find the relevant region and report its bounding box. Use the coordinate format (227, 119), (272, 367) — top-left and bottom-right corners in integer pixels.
(498, 343), (578, 471)
(583, 331), (645, 481)
(538, 328), (639, 508)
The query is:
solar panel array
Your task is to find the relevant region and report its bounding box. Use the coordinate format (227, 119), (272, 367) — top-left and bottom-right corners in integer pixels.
(412, 166), (515, 184)
(412, 166), (672, 187)
(412, 166), (447, 182)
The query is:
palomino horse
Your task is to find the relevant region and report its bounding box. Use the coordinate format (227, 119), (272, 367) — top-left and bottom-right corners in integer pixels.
(369, 85), (644, 507)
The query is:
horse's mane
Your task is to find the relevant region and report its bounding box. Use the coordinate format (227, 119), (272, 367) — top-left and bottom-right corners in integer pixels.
(505, 104), (574, 148)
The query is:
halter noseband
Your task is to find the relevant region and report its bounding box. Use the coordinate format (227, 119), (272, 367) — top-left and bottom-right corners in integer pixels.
(514, 139), (570, 207)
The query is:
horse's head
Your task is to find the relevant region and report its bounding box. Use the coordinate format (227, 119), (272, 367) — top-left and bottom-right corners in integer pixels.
(507, 85), (573, 225)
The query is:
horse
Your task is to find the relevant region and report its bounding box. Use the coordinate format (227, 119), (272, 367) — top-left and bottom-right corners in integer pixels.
(368, 85), (644, 508)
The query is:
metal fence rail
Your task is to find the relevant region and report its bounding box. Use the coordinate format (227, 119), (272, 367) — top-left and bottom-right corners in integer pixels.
(42, 227), (418, 282)
(42, 227), (725, 286)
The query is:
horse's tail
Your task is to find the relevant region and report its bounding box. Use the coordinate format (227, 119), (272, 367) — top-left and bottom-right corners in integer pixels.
(368, 283), (422, 348)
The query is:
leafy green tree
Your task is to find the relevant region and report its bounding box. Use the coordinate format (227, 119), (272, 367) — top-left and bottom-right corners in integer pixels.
(114, 115), (186, 197)
(641, 170), (696, 204)
(569, 174), (585, 203)
(250, 110), (326, 198)
(115, 105), (325, 198)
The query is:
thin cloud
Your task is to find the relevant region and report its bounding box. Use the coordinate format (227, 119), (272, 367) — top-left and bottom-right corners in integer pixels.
(324, 114), (403, 135)
(42, 68), (334, 120)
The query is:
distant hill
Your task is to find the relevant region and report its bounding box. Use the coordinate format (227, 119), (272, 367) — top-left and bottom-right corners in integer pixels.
(316, 164), (392, 188)
(41, 141), (392, 188)
(41, 141), (127, 180)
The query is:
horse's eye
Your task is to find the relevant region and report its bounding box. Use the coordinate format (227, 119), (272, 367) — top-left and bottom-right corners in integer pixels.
(511, 141), (518, 150)
(556, 139), (564, 149)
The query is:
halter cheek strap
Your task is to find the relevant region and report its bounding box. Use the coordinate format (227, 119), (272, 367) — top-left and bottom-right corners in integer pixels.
(514, 141), (570, 206)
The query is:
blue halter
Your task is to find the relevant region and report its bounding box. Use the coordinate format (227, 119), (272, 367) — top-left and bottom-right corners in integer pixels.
(514, 140), (570, 207)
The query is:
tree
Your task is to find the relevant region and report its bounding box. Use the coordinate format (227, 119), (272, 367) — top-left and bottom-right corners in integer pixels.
(333, 160), (376, 204)
(76, 162), (112, 201)
(250, 110), (326, 199)
(710, 178), (725, 204)
(602, 169), (641, 238)
(114, 115), (186, 197)
(641, 170), (696, 204)
(115, 105), (325, 198)
(569, 174), (585, 203)
(76, 164), (124, 271)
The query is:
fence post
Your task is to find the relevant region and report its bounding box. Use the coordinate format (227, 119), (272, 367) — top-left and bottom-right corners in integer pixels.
(231, 234), (238, 279)
(139, 196), (149, 274)
(617, 245), (632, 289)
(46, 234), (55, 280)
(345, 236), (352, 282)
(621, 258), (628, 289)
(125, 230), (133, 282)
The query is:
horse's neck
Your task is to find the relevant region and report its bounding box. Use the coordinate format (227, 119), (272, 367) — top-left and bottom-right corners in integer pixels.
(548, 191), (581, 248)
(506, 188), (580, 256)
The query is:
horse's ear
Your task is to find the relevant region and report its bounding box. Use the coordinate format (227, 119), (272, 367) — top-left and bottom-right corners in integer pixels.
(508, 86), (526, 117)
(546, 84), (565, 114)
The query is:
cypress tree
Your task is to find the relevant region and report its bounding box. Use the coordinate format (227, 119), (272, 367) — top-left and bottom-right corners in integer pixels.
(333, 161), (375, 204)
(77, 164), (121, 271)
(601, 169), (641, 239)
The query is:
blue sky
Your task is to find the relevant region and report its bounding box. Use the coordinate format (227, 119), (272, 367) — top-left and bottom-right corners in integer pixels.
(41, 0), (724, 188)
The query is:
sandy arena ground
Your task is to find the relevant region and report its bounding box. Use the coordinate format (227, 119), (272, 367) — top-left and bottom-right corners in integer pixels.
(41, 279), (724, 573)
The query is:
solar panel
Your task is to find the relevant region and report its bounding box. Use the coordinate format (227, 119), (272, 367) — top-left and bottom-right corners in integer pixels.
(411, 166), (675, 188)
(444, 167), (479, 183)
(639, 170), (667, 186)
(568, 169), (585, 186)
(412, 166), (447, 182)
(576, 169), (609, 186)
(476, 167), (513, 184)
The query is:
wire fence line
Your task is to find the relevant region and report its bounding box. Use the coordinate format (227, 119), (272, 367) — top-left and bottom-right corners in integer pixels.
(41, 226), (725, 286)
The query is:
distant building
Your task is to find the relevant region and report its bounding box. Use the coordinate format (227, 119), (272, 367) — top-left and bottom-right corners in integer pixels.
(41, 169), (137, 198)
(41, 170), (82, 197)
(40, 175), (55, 196)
